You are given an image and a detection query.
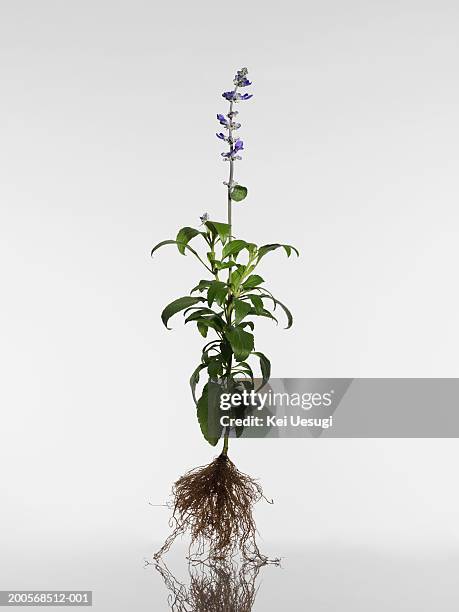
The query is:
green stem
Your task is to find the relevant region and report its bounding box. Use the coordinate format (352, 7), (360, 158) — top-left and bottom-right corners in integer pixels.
(221, 84), (240, 457)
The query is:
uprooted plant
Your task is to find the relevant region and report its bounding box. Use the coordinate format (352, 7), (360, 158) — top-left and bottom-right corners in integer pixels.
(151, 67), (298, 562)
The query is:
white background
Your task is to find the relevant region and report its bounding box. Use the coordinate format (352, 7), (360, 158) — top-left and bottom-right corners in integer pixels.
(1, 1), (458, 609)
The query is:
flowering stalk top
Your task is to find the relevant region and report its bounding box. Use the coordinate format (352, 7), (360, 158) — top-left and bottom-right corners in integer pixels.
(216, 67), (253, 230)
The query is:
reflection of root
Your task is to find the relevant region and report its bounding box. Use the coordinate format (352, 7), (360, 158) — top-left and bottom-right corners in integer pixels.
(151, 555), (268, 612)
(154, 454), (274, 562)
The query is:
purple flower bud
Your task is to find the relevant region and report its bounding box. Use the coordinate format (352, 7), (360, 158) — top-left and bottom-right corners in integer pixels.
(234, 139), (244, 152)
(216, 132), (226, 140)
(239, 93), (253, 101)
(217, 113), (228, 126)
(233, 68), (252, 87)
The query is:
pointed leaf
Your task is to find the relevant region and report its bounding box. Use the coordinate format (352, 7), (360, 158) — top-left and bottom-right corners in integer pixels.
(197, 383), (222, 446)
(190, 363), (207, 404)
(161, 296), (204, 329)
(175, 227), (204, 255)
(184, 307), (222, 323)
(233, 298), (252, 325)
(225, 326), (254, 361)
(151, 240), (211, 271)
(252, 351), (271, 390)
(197, 322), (208, 337)
(190, 316), (224, 332)
(247, 294), (264, 314)
(205, 221), (231, 244)
(191, 279), (213, 293)
(257, 243), (299, 261)
(242, 274), (264, 290)
(230, 265), (246, 290)
(207, 280), (227, 307)
(222, 239), (250, 259)
(257, 293), (293, 329)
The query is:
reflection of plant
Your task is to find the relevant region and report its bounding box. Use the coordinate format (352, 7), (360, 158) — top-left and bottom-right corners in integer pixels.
(152, 67), (298, 452)
(151, 553), (274, 612)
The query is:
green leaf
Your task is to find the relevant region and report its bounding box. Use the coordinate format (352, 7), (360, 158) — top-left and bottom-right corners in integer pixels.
(230, 184), (248, 202)
(232, 360), (254, 385)
(190, 363), (207, 404)
(208, 358), (223, 379)
(184, 307), (221, 323)
(222, 239), (250, 259)
(205, 221), (231, 244)
(197, 322), (208, 337)
(151, 240), (212, 272)
(191, 315), (224, 333)
(257, 243), (300, 261)
(151, 239), (197, 258)
(247, 294), (264, 314)
(252, 351), (271, 390)
(191, 279), (213, 293)
(242, 274), (264, 290)
(161, 296), (204, 329)
(233, 298), (252, 325)
(197, 383), (222, 446)
(258, 308), (279, 324)
(214, 260), (237, 270)
(225, 326), (254, 362)
(175, 227), (204, 255)
(257, 293), (293, 329)
(230, 265), (247, 291)
(207, 280), (227, 307)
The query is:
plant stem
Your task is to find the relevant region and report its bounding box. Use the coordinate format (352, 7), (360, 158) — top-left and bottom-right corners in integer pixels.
(222, 428), (229, 456)
(222, 88), (238, 457)
(227, 100), (234, 238)
(226, 85), (238, 241)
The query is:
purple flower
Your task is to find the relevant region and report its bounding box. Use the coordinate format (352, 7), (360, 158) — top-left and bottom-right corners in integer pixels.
(221, 139), (244, 160)
(238, 77), (251, 87)
(222, 91), (253, 102)
(217, 113), (228, 126)
(216, 132), (226, 140)
(222, 91), (237, 101)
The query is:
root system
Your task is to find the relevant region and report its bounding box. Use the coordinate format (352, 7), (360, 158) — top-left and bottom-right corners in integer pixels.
(154, 454), (272, 562)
